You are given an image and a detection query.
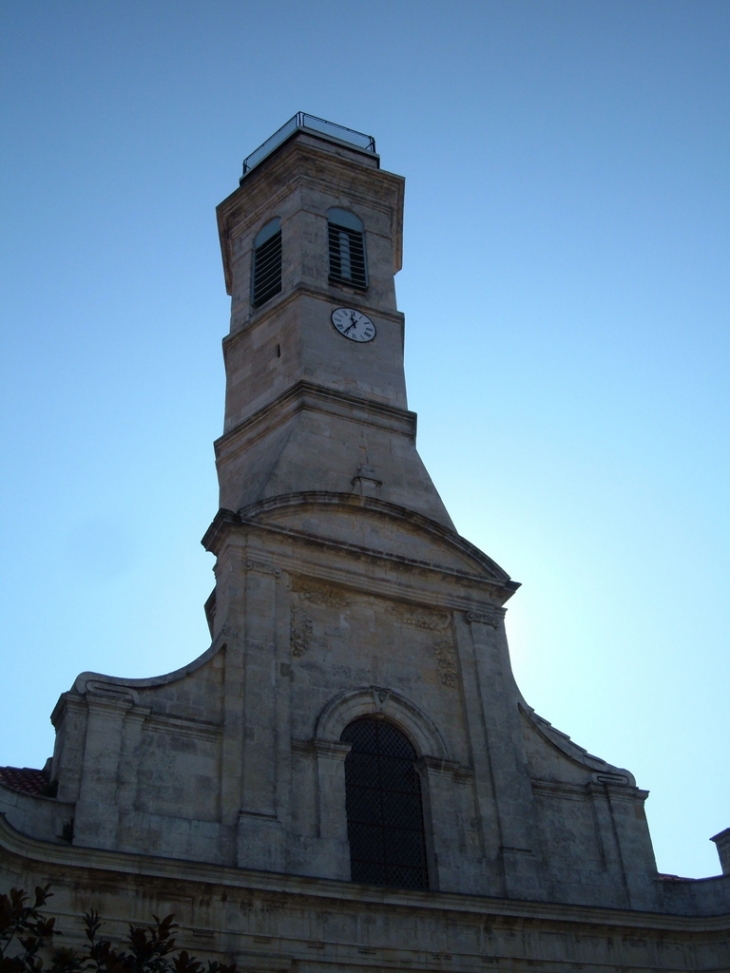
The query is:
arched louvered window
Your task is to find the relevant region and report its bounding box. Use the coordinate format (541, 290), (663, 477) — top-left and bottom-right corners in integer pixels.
(328, 207), (368, 290)
(341, 718), (429, 890)
(251, 217), (282, 308)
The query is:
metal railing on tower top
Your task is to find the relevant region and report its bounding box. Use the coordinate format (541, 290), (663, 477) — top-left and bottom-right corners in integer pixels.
(241, 113), (377, 180)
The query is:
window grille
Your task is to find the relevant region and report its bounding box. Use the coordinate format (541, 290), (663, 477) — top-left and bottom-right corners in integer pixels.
(251, 217), (282, 308)
(328, 208), (367, 289)
(341, 718), (428, 890)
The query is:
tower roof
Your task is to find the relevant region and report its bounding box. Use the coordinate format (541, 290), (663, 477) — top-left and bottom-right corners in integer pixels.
(240, 112), (378, 181)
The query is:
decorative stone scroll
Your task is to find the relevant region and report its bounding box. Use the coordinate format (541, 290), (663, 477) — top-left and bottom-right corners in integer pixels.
(373, 686), (391, 706)
(293, 576), (348, 608)
(290, 607), (314, 658)
(387, 605), (450, 632)
(243, 557), (281, 577)
(466, 607), (506, 629)
(433, 639), (458, 688)
(81, 681), (138, 704)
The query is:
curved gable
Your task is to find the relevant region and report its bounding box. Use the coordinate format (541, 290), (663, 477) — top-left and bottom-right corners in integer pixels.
(237, 492), (518, 590)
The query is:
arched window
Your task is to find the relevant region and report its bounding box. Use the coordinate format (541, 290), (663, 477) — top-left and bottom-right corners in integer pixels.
(328, 208), (368, 290)
(341, 717), (428, 890)
(251, 217), (282, 308)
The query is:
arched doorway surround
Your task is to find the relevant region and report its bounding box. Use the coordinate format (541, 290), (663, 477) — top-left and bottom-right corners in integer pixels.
(341, 717), (429, 889)
(312, 687), (450, 888)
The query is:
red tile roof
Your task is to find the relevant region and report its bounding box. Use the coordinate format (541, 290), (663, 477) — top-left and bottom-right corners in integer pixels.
(0, 766), (53, 797)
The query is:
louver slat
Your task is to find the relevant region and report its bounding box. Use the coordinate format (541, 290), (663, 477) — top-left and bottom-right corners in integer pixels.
(328, 223), (367, 289)
(252, 230), (282, 307)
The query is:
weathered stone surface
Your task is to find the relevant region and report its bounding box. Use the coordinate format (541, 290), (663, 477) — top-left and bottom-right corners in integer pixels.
(2, 119), (728, 970)
(1, 817), (728, 972)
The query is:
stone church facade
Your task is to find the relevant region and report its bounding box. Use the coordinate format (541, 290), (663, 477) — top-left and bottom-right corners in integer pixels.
(1, 114), (729, 971)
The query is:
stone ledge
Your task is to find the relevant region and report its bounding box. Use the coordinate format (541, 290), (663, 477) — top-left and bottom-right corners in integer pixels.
(1, 814), (728, 932)
(202, 493), (518, 603)
(214, 380), (418, 460)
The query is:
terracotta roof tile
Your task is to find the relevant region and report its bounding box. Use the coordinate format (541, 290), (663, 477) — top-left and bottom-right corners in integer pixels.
(0, 766), (54, 797)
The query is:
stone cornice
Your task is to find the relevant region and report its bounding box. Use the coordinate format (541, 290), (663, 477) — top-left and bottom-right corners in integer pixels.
(244, 493), (513, 586)
(224, 281), (405, 345)
(66, 630), (228, 697)
(201, 493), (519, 601)
(0, 814), (727, 931)
(215, 380), (417, 462)
(466, 607), (507, 628)
(519, 702), (636, 786)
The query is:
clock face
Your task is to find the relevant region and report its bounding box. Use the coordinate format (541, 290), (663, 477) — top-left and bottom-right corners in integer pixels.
(331, 307), (376, 343)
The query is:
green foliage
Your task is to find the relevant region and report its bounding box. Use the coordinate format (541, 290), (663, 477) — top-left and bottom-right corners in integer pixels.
(0, 885), (58, 973)
(0, 890), (235, 973)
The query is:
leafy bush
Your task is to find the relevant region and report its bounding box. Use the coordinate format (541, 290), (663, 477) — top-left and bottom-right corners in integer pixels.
(0, 888), (236, 973)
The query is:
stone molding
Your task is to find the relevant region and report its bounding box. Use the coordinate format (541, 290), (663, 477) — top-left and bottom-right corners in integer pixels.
(222, 281), (406, 345)
(1, 815), (728, 943)
(214, 379), (418, 460)
(466, 607), (506, 628)
(532, 778), (644, 801)
(313, 685), (448, 760)
(416, 755), (464, 777)
(84, 683), (139, 705)
(65, 635), (225, 699)
(519, 702), (637, 786)
(312, 740), (352, 761)
(142, 712), (222, 742)
(242, 556), (280, 577)
(204, 492), (519, 598)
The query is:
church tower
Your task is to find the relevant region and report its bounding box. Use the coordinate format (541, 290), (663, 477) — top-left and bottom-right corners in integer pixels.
(3, 116), (728, 972)
(205, 113), (540, 893)
(202, 114), (653, 904)
(212, 114), (452, 524)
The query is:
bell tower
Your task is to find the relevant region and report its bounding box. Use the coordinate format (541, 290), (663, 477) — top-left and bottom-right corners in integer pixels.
(213, 113), (452, 527)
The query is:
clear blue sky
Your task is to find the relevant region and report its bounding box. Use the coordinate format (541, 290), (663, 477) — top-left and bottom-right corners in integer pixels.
(1, 1), (728, 879)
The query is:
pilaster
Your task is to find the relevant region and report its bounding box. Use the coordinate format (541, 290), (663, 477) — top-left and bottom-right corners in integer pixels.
(230, 556), (288, 871)
(417, 756), (465, 893)
(115, 706), (150, 851)
(599, 781), (659, 910)
(50, 694), (87, 804)
(74, 695), (133, 848)
(456, 608), (545, 899)
(312, 739), (351, 880)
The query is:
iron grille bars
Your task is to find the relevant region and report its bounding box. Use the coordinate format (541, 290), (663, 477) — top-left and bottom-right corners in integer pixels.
(341, 718), (429, 890)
